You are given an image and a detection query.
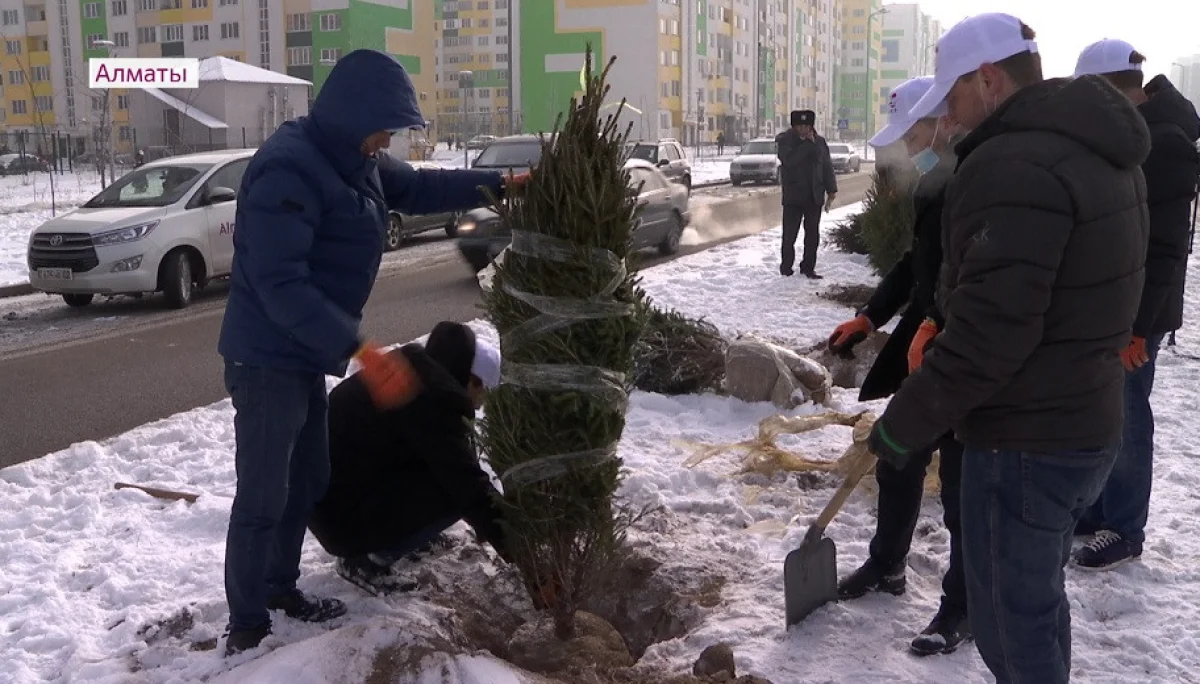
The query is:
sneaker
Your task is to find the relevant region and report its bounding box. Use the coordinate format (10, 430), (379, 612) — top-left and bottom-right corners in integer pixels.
(910, 602), (972, 656)
(336, 556), (420, 596)
(224, 622), (271, 657)
(1073, 530), (1143, 570)
(265, 589), (347, 622)
(837, 559), (907, 600)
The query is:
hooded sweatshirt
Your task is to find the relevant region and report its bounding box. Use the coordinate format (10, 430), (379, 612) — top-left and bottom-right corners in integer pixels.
(882, 76), (1152, 453)
(219, 50), (505, 376)
(1133, 75), (1200, 337)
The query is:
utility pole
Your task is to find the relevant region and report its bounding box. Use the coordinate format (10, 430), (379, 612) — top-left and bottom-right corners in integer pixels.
(506, 0), (514, 134)
(459, 70), (473, 168)
(864, 7), (888, 159)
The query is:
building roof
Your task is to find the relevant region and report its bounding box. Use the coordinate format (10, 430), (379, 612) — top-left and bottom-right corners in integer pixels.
(143, 87), (229, 129)
(198, 56), (312, 86)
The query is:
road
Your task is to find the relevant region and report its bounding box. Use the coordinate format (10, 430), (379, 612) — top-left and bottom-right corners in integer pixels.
(0, 172), (872, 469)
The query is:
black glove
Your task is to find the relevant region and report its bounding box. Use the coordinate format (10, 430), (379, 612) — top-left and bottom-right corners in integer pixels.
(867, 419), (911, 470)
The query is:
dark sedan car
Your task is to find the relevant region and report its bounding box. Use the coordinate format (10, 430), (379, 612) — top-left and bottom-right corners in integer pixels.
(384, 160), (465, 251)
(458, 158), (691, 274)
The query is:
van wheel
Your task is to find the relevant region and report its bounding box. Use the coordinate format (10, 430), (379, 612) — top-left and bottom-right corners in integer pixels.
(658, 212), (684, 256)
(161, 250), (194, 309)
(385, 214), (404, 252)
(63, 293), (93, 308)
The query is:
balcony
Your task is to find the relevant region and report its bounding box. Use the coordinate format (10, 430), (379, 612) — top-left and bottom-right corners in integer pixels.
(26, 20), (48, 36)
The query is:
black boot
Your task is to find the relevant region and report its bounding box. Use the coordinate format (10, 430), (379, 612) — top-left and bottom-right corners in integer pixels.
(837, 558), (907, 600)
(780, 264), (795, 276)
(224, 622), (271, 656)
(336, 555), (419, 596)
(910, 600), (972, 656)
(265, 589), (347, 622)
(802, 268), (824, 280)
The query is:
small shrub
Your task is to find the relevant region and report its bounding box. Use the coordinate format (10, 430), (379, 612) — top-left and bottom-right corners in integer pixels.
(634, 305), (727, 395)
(830, 165), (919, 274)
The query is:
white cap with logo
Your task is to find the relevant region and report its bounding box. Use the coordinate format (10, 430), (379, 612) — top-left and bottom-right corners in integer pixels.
(869, 76), (950, 148)
(908, 12), (1039, 120)
(1074, 38), (1141, 78)
(471, 339), (502, 390)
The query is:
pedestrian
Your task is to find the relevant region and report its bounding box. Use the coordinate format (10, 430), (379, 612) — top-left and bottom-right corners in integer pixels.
(865, 14), (1150, 684)
(827, 76), (970, 657)
(217, 49), (526, 656)
(717, 131), (726, 156)
(775, 109), (837, 279)
(1071, 40), (1200, 570)
(310, 322), (510, 596)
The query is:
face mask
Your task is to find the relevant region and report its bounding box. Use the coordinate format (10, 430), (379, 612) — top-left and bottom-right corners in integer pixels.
(911, 147), (940, 174)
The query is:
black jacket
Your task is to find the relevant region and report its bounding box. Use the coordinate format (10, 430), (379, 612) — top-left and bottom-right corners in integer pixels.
(858, 160), (952, 402)
(1133, 75), (1200, 337)
(309, 343), (505, 559)
(883, 76), (1151, 453)
(775, 129), (838, 206)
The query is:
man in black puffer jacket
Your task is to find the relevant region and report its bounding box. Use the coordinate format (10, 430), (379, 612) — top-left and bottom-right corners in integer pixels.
(1071, 40), (1200, 571)
(865, 14), (1150, 683)
(309, 322), (509, 595)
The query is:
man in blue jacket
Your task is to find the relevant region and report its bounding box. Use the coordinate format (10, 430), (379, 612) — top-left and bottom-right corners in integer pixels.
(217, 49), (518, 656)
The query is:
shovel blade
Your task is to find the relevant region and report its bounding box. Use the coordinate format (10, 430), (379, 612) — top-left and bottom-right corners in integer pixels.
(784, 535), (838, 627)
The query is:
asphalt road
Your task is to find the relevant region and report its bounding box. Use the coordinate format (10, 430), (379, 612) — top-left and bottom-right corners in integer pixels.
(0, 172), (872, 469)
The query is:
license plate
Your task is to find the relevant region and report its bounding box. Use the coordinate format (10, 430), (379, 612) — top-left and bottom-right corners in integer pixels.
(37, 268), (73, 280)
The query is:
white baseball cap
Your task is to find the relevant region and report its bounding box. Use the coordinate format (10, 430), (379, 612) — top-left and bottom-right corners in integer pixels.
(909, 13), (1039, 120)
(1074, 39), (1142, 78)
(869, 77), (950, 148)
(471, 339), (501, 389)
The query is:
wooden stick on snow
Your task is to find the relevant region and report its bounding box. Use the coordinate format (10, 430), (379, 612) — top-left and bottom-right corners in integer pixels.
(114, 482), (200, 503)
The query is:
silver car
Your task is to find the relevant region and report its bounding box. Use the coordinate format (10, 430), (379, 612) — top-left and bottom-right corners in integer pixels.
(729, 138), (780, 186)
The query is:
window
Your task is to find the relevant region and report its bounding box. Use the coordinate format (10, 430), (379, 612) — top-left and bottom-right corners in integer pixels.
(137, 26), (157, 43)
(87, 33), (104, 48)
(286, 13), (309, 31)
(496, 35), (508, 45)
(477, 36), (488, 46)
(161, 0), (180, 8)
(119, 126), (131, 141)
(117, 94), (129, 109)
(113, 31), (130, 47)
(31, 65), (50, 81)
(882, 39), (899, 63)
(1, 9), (17, 24)
(319, 47), (341, 63)
(84, 2), (101, 18)
(191, 0), (207, 6)
(163, 24), (183, 41)
(319, 13), (340, 31)
(192, 24), (208, 41)
(659, 17), (666, 33)
(205, 160), (250, 195)
(111, 0), (127, 14)
(35, 95), (52, 112)
(12, 100), (27, 114)
(496, 17), (507, 27)
(219, 0), (237, 5)
(6, 40), (21, 55)
(287, 46), (310, 66)
(8, 70), (25, 84)
(220, 22), (239, 39)
(139, 0), (156, 10)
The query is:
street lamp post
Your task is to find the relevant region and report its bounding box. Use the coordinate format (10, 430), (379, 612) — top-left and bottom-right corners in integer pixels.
(863, 7), (888, 160)
(459, 70), (473, 168)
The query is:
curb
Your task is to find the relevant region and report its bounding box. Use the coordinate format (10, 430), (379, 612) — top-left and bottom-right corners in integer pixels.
(0, 283), (34, 299)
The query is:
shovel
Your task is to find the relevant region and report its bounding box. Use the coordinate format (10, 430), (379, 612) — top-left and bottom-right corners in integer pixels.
(784, 443), (877, 626)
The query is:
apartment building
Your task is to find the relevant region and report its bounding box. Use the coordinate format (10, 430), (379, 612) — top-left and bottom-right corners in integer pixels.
(1171, 54), (1200, 115)
(0, 0), (436, 153)
(876, 3), (941, 112)
(837, 0), (884, 140)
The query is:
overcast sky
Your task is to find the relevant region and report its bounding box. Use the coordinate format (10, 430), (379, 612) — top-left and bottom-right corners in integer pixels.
(891, 0), (1200, 80)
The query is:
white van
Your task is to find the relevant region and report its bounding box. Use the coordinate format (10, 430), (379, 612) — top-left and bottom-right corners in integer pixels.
(27, 149), (255, 309)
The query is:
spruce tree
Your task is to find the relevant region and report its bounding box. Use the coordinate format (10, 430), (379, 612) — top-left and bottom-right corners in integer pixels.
(479, 48), (646, 640)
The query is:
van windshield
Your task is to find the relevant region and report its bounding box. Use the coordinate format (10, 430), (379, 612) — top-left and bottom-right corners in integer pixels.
(83, 164), (212, 208)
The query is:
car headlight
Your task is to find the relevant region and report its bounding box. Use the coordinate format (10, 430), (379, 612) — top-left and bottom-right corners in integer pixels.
(93, 221), (159, 247)
(457, 219), (477, 233)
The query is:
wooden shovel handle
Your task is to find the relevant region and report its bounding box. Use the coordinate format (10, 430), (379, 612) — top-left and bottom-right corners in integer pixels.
(813, 446), (876, 531)
(114, 482), (199, 503)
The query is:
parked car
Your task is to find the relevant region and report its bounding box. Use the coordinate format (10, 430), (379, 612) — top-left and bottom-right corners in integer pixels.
(729, 138), (780, 186)
(27, 149), (255, 309)
(626, 138), (693, 193)
(1, 153), (51, 174)
(384, 160), (464, 250)
(828, 143), (862, 174)
(466, 135), (497, 151)
(460, 158), (691, 275)
(470, 134), (547, 174)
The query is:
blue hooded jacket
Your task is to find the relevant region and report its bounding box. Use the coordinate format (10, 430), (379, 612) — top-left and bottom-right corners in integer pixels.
(218, 50), (504, 376)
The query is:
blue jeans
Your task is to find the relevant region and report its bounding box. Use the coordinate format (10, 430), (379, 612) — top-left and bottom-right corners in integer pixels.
(224, 362), (330, 631)
(1082, 333), (1164, 544)
(961, 445), (1118, 684)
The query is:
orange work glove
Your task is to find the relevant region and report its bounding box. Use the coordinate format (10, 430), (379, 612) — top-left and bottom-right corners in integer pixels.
(828, 314), (873, 353)
(907, 319), (939, 374)
(354, 342), (422, 409)
(1120, 336), (1150, 372)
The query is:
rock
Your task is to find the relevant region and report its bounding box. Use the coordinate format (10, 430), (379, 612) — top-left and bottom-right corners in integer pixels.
(805, 331), (890, 389)
(725, 338), (832, 409)
(507, 611), (634, 674)
(693, 642), (736, 679)
(778, 350), (833, 404)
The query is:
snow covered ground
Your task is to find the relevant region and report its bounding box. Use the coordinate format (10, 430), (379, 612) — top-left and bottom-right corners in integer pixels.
(5, 204), (1200, 683)
(0, 172), (105, 288)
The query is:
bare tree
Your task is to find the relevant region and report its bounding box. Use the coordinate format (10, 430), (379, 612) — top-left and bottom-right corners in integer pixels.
(1, 31), (57, 161)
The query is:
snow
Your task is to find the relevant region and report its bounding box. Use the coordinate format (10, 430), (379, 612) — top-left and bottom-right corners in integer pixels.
(0, 172), (105, 288)
(198, 56), (312, 86)
(5, 203), (1200, 683)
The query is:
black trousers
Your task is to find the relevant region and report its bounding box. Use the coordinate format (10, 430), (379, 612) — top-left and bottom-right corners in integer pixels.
(781, 203), (823, 273)
(868, 433), (967, 611)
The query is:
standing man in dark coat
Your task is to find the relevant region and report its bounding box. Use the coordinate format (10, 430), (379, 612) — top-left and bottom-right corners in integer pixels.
(310, 322), (509, 595)
(827, 76), (970, 656)
(867, 14), (1150, 683)
(1071, 39), (1200, 570)
(217, 50), (523, 656)
(775, 110), (837, 278)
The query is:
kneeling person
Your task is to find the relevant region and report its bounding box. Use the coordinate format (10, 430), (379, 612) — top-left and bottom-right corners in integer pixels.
(309, 322), (508, 594)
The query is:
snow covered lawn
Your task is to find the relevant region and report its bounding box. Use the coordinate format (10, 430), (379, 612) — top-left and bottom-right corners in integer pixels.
(4, 204), (1200, 683)
(0, 172), (105, 288)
